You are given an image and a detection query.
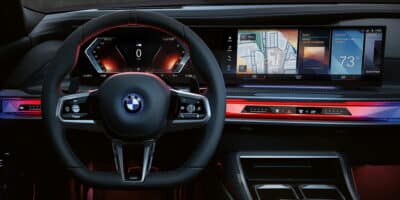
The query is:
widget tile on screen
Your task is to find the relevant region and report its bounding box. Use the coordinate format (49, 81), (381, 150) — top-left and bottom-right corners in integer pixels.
(237, 29), (298, 75)
(363, 29), (384, 75)
(298, 29), (331, 74)
(330, 29), (364, 75)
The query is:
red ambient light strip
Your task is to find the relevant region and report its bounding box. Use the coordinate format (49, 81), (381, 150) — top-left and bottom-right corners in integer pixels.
(226, 99), (400, 121)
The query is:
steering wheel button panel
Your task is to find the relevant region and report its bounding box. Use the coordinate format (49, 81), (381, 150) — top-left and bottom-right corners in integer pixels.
(172, 90), (210, 122)
(57, 92), (96, 123)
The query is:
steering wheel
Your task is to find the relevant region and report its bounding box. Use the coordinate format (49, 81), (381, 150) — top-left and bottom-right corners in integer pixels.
(42, 11), (226, 188)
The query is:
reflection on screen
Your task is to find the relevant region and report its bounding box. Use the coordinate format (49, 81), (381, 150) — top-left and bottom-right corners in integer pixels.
(236, 29), (298, 75)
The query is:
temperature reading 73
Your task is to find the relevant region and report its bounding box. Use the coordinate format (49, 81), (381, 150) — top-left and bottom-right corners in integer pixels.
(339, 56), (356, 68)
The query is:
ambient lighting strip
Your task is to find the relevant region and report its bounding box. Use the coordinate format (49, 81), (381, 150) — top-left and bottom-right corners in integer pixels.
(226, 99), (400, 122)
(0, 98), (42, 118)
(1, 97), (400, 122)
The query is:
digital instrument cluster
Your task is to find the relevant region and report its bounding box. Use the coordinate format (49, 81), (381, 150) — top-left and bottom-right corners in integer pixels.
(84, 36), (189, 74)
(74, 26), (194, 85)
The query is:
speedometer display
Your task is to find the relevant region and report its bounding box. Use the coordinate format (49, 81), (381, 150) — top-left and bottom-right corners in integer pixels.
(84, 27), (189, 74)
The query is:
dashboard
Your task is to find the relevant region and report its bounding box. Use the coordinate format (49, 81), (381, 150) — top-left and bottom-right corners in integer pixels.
(2, 4), (400, 126)
(62, 22), (399, 125)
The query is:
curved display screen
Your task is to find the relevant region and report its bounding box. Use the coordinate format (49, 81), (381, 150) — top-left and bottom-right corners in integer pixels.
(194, 26), (385, 86)
(75, 26), (385, 87)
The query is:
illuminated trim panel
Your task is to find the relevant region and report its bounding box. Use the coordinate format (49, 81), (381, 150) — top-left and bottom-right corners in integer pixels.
(226, 98), (400, 122)
(2, 97), (400, 123)
(0, 98), (42, 119)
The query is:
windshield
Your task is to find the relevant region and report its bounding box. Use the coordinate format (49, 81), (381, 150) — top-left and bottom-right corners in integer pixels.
(22, 0), (397, 13)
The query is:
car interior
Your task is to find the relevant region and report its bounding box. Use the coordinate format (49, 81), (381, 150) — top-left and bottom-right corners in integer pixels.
(1, 0), (400, 200)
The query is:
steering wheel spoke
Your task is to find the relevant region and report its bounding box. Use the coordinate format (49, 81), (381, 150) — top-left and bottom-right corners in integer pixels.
(112, 140), (155, 182)
(167, 89), (211, 131)
(56, 90), (99, 127)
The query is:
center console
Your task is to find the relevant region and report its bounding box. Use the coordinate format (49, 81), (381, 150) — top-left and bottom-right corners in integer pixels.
(224, 152), (358, 200)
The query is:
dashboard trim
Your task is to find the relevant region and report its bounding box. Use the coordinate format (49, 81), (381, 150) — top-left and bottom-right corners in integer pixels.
(226, 98), (400, 122)
(227, 95), (400, 101)
(3, 89), (400, 126)
(225, 118), (400, 126)
(32, 4), (400, 27)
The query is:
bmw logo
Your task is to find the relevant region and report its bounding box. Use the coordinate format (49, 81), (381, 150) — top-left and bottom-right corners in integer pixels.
(123, 93), (143, 113)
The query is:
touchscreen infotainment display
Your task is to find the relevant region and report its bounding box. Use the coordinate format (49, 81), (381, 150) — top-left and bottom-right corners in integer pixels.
(231, 27), (384, 85)
(193, 26), (385, 86)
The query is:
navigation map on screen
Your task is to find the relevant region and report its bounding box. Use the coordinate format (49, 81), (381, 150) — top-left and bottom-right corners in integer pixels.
(236, 29), (298, 75)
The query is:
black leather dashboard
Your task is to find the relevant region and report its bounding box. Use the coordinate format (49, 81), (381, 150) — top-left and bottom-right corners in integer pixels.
(2, 4), (400, 126)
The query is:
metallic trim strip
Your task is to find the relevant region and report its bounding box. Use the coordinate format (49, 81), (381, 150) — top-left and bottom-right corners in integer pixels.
(236, 154), (253, 200)
(112, 140), (155, 183)
(240, 155), (339, 159)
(254, 184), (299, 200)
(39, 4), (400, 22)
(299, 184), (346, 200)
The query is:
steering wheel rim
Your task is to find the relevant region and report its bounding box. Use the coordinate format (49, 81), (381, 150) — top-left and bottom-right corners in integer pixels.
(42, 10), (226, 188)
